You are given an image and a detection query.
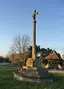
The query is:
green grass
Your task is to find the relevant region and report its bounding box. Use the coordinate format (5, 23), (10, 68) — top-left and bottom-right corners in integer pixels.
(0, 66), (64, 89)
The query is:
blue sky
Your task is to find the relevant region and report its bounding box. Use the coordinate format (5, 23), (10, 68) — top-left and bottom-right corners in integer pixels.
(0, 0), (64, 56)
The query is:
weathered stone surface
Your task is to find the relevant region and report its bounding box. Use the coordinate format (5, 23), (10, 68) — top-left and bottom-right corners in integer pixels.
(20, 69), (52, 78)
(13, 69), (53, 83)
(26, 58), (33, 67)
(32, 10), (38, 61)
(33, 58), (42, 67)
(23, 66), (37, 70)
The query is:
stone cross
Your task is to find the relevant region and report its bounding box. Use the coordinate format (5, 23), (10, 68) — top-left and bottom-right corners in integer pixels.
(32, 10), (38, 61)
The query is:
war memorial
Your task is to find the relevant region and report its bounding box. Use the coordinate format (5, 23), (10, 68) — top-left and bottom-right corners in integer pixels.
(13, 10), (53, 83)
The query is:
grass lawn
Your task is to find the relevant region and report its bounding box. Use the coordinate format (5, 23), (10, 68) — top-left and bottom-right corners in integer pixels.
(0, 66), (64, 89)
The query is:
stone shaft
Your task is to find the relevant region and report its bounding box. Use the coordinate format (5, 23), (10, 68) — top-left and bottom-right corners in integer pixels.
(32, 10), (38, 60)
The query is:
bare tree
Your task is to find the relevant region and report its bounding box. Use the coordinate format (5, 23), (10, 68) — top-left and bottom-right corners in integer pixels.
(9, 34), (31, 64)
(11, 35), (22, 54)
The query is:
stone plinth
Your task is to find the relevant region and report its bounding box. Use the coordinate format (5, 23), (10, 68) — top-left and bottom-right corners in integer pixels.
(13, 58), (53, 83)
(13, 66), (53, 83)
(26, 58), (33, 67)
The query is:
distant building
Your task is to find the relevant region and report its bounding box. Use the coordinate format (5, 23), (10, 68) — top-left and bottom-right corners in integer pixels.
(45, 51), (59, 60)
(42, 51), (62, 69)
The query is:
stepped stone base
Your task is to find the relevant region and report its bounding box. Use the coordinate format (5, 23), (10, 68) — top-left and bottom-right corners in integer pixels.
(13, 68), (53, 83)
(13, 58), (53, 83)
